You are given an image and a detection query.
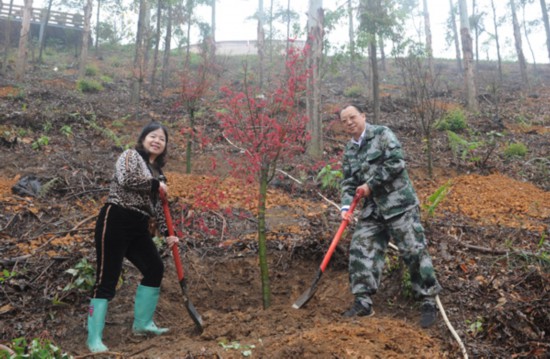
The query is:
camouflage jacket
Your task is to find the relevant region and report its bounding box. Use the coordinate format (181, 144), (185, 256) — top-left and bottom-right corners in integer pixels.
(106, 149), (168, 235)
(340, 124), (419, 220)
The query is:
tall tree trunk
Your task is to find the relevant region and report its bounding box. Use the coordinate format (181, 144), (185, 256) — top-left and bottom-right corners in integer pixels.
(490, 0), (503, 81)
(379, 36), (385, 72)
(38, 0), (52, 63)
(2, 0), (15, 76)
(151, 0), (163, 90)
(285, 0), (290, 61)
(185, 0), (192, 66)
(79, 0), (93, 78)
(361, 0), (380, 123)
(161, 4), (172, 89)
(257, 166), (271, 309)
(269, 0), (274, 65)
(132, 0), (148, 108)
(210, 0), (216, 59)
(348, 0), (355, 85)
(16, 0), (33, 80)
(540, 0), (550, 62)
(257, 0), (265, 90)
(521, 2), (537, 73)
(94, 0), (101, 56)
(423, 0), (434, 77)
(510, 0), (529, 87)
(449, 0), (462, 72)
(306, 0), (323, 159)
(472, 0), (479, 68)
(458, 0), (477, 111)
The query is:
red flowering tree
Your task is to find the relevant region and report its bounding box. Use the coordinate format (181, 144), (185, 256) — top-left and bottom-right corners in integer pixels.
(218, 45), (311, 308)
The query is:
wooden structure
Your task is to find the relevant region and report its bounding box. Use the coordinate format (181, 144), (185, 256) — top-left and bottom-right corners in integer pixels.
(0, 2), (84, 47)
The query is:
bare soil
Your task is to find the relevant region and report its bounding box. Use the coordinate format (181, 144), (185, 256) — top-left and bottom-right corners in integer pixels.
(0, 52), (549, 358)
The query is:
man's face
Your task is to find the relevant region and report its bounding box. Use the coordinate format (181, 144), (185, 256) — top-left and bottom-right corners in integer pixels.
(340, 106), (366, 140)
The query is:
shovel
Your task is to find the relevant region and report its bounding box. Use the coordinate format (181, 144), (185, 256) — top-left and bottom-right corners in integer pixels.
(159, 190), (203, 332)
(292, 189), (364, 309)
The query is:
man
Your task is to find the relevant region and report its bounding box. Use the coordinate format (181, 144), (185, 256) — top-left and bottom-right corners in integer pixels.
(339, 104), (442, 328)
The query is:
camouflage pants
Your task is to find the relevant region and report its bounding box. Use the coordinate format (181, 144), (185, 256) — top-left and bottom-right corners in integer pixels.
(349, 207), (441, 307)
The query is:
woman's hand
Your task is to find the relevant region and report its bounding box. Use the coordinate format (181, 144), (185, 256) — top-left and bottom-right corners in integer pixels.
(166, 235), (179, 248)
(159, 182), (168, 195)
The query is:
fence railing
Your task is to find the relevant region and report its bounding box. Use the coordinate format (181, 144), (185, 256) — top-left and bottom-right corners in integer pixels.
(0, 3), (83, 28)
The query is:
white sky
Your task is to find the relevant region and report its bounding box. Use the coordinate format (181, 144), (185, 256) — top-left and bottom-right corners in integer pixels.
(192, 0), (548, 63)
(28, 0), (548, 63)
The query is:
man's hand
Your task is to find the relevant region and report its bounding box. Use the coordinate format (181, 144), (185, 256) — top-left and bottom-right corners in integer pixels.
(356, 184), (371, 197)
(166, 235), (179, 248)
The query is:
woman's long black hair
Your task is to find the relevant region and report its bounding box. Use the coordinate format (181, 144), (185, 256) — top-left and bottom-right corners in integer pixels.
(135, 122), (169, 169)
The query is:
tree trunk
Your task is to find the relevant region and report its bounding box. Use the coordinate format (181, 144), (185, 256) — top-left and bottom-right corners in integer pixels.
(306, 0), (323, 159)
(490, 0), (503, 81)
(94, 0), (101, 56)
(348, 0), (355, 85)
(2, 0), (15, 76)
(449, 0), (462, 72)
(257, 166), (271, 309)
(521, 2), (537, 73)
(423, 0), (434, 77)
(257, 0), (265, 90)
(16, 0), (33, 80)
(161, 4), (172, 89)
(38, 0), (53, 63)
(269, 0), (274, 65)
(361, 0), (380, 123)
(151, 0), (163, 90)
(210, 0), (216, 59)
(540, 0), (550, 62)
(510, 0), (529, 87)
(285, 0), (290, 61)
(79, 0), (93, 78)
(458, 0), (477, 111)
(132, 0), (148, 109)
(471, 0), (479, 68)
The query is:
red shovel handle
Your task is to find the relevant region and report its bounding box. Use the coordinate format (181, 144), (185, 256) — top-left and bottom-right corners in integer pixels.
(159, 190), (184, 281)
(319, 188), (364, 272)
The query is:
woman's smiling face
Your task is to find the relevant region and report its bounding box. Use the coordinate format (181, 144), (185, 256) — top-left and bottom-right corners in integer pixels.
(143, 128), (167, 162)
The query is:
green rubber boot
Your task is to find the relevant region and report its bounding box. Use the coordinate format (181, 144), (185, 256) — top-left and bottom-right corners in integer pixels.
(132, 285), (169, 335)
(86, 298), (109, 353)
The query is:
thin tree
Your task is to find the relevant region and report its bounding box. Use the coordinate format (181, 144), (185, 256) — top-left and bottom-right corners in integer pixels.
(16, 0), (33, 80)
(94, 0), (101, 56)
(520, 0), (538, 73)
(2, 0), (16, 77)
(359, 0), (381, 123)
(257, 0), (265, 90)
(161, 2), (172, 89)
(79, 0), (93, 78)
(423, 0), (434, 77)
(38, 0), (53, 63)
(218, 46), (311, 309)
(490, 0), (503, 81)
(458, 0), (477, 111)
(348, 0), (356, 85)
(398, 51), (443, 178)
(449, 0), (463, 72)
(540, 0), (550, 62)
(510, 0), (529, 86)
(131, 0), (149, 108)
(150, 0), (163, 90)
(210, 0), (216, 59)
(306, 0), (323, 159)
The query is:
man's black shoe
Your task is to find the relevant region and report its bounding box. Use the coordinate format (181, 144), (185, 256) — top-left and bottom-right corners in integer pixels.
(420, 302), (438, 328)
(342, 300), (374, 318)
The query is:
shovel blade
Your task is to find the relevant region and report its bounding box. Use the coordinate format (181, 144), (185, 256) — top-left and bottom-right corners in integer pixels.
(179, 278), (203, 332)
(292, 269), (323, 309)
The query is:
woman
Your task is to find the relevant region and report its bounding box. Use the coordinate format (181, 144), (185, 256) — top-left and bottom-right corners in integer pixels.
(87, 122), (179, 353)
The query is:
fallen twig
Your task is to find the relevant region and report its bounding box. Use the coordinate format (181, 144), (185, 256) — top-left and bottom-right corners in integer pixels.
(387, 242), (469, 359)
